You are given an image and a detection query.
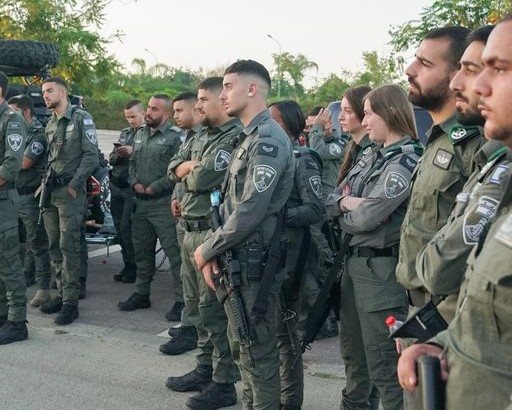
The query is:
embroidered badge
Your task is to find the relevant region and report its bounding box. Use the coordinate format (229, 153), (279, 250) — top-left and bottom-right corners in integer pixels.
(257, 143), (278, 158)
(86, 129), (97, 144)
(433, 149), (453, 170)
(7, 134), (23, 152)
(214, 149), (231, 171)
(253, 164), (277, 193)
(489, 164), (509, 185)
(31, 141), (44, 156)
(384, 172), (409, 198)
(83, 118), (94, 126)
(309, 176), (322, 199)
(329, 143), (342, 156)
(462, 196), (499, 245)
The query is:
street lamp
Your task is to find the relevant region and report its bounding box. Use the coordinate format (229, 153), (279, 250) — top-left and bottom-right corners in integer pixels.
(144, 48), (158, 66)
(266, 34), (282, 98)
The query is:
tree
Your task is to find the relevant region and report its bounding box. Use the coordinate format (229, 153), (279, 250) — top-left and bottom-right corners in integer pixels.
(353, 51), (405, 88)
(272, 52), (318, 98)
(0, 0), (121, 95)
(389, 0), (512, 52)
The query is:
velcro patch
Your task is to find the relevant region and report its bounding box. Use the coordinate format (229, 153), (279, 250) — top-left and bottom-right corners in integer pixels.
(253, 164), (277, 193)
(433, 149), (453, 170)
(362, 146), (373, 155)
(399, 155), (418, 172)
(384, 172), (409, 199)
(305, 159), (318, 170)
(329, 143), (342, 156)
(463, 196), (499, 245)
(488, 164), (509, 185)
(8, 122), (20, 130)
(309, 175), (322, 199)
(31, 141), (44, 156)
(86, 129), (97, 144)
(66, 123), (75, 132)
(83, 118), (94, 126)
(7, 134), (23, 152)
(214, 149), (231, 171)
(257, 143), (278, 158)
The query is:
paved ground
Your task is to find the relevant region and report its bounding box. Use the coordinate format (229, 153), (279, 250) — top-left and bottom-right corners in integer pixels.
(0, 130), (347, 409)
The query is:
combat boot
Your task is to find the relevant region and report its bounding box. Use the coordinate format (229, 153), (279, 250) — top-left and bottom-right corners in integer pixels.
(166, 364), (212, 392)
(186, 381), (237, 410)
(40, 297), (63, 314)
(159, 326), (197, 355)
(55, 304), (79, 325)
(30, 289), (51, 307)
(79, 277), (87, 300)
(117, 293), (151, 311)
(168, 325), (181, 337)
(0, 320), (28, 345)
(165, 301), (184, 321)
(119, 268), (136, 284)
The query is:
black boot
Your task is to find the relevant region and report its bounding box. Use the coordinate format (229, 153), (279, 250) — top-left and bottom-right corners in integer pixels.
(168, 325), (181, 337)
(186, 381), (237, 409)
(55, 304), (79, 325)
(166, 364), (212, 392)
(40, 297), (63, 314)
(79, 277), (87, 300)
(0, 320), (28, 345)
(113, 266), (128, 282)
(159, 326), (197, 355)
(119, 266), (136, 284)
(165, 301), (184, 321)
(117, 293), (151, 311)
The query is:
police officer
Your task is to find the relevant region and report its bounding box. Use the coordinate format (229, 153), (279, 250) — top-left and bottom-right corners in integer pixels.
(194, 60), (295, 410)
(0, 71), (28, 344)
(110, 99), (145, 283)
(416, 25), (499, 323)
(166, 77), (241, 409)
(395, 26), (486, 310)
(398, 19), (512, 408)
(332, 85), (423, 410)
(118, 94), (183, 312)
(269, 100), (323, 410)
(8, 95), (52, 308)
(39, 77), (99, 325)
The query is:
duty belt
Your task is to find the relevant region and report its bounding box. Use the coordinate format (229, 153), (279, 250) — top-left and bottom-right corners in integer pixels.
(49, 175), (73, 187)
(134, 190), (170, 200)
(17, 185), (39, 195)
(183, 219), (210, 232)
(347, 245), (398, 258)
(110, 175), (130, 189)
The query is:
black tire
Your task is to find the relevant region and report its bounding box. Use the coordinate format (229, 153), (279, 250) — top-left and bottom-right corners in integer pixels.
(0, 40), (58, 75)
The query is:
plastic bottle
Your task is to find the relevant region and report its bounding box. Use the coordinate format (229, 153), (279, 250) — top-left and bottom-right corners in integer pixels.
(385, 315), (404, 355)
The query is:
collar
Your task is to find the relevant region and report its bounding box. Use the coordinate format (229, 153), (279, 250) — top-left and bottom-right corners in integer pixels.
(379, 136), (412, 156)
(475, 140), (505, 166)
(0, 101), (8, 116)
(242, 109), (270, 136)
(149, 121), (172, 136)
(213, 117), (241, 133)
(426, 111), (458, 143)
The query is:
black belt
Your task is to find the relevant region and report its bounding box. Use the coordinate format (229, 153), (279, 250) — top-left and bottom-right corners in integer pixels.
(17, 185), (39, 195)
(183, 219), (210, 232)
(134, 191), (170, 200)
(348, 246), (398, 258)
(50, 176), (73, 187)
(110, 176), (130, 189)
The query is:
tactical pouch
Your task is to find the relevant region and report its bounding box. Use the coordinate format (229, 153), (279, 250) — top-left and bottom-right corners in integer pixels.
(246, 244), (264, 280)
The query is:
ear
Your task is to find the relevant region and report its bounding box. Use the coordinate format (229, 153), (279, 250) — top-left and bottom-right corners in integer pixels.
(248, 82), (257, 98)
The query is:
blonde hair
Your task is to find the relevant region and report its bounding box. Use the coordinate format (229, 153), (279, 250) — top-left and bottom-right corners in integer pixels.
(364, 84), (418, 140)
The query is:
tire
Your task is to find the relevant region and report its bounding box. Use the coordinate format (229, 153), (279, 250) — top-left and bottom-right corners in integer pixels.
(0, 40), (58, 75)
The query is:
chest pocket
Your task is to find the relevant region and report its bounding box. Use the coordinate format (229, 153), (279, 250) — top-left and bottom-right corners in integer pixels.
(65, 123), (76, 140)
(229, 150), (248, 201)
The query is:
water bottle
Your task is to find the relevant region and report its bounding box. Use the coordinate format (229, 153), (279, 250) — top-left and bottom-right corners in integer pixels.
(385, 315), (404, 355)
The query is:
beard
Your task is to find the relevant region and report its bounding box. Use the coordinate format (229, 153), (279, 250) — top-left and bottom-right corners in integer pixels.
(457, 107), (485, 126)
(485, 122), (512, 144)
(145, 115), (162, 128)
(408, 76), (452, 112)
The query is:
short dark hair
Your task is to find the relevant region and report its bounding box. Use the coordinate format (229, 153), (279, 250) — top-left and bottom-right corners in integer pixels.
(424, 26), (471, 70)
(198, 77), (223, 92)
(269, 100), (306, 139)
(125, 98), (143, 110)
(173, 91), (197, 103)
(151, 93), (173, 111)
(0, 71), (8, 98)
(42, 76), (69, 91)
(225, 59), (271, 89)
(308, 106), (324, 117)
(466, 25), (495, 47)
(8, 94), (34, 115)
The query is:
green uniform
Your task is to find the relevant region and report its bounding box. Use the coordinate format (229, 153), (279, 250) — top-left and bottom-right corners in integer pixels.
(128, 122), (182, 298)
(109, 126), (138, 272)
(201, 110), (295, 410)
(279, 143), (323, 408)
(396, 115), (485, 306)
(16, 117), (51, 290)
(168, 118), (241, 383)
(0, 101), (27, 321)
(337, 137), (422, 410)
(429, 158), (512, 409)
(416, 140), (507, 322)
(43, 103), (99, 306)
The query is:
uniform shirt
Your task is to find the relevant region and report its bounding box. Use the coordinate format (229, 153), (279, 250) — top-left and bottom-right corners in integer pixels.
(201, 110), (295, 261)
(0, 101), (26, 183)
(128, 121), (181, 195)
(17, 117), (47, 189)
(45, 103), (99, 190)
(285, 143), (323, 228)
(308, 124), (347, 198)
(339, 137), (423, 248)
(109, 126), (140, 185)
(396, 113), (485, 291)
(168, 118), (241, 219)
(171, 124), (201, 204)
(416, 142), (510, 321)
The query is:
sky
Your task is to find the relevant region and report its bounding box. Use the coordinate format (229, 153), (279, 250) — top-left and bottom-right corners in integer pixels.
(101, 0), (431, 86)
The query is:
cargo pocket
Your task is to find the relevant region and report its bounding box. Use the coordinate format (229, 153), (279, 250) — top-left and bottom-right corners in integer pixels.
(364, 256), (407, 312)
(0, 227), (20, 260)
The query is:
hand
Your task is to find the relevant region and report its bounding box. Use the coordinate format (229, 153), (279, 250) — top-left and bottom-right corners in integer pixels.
(67, 185), (77, 198)
(171, 199), (182, 217)
(116, 145), (133, 157)
(313, 108), (333, 135)
(175, 160), (200, 179)
(397, 344), (448, 391)
(145, 186), (154, 195)
(342, 184), (351, 196)
(194, 245), (208, 271)
(133, 183), (145, 194)
(340, 196), (365, 212)
(201, 259), (220, 290)
(0, 177), (6, 187)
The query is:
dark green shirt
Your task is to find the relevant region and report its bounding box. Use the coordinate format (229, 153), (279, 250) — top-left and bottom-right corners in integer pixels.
(17, 117), (47, 189)
(0, 101), (26, 183)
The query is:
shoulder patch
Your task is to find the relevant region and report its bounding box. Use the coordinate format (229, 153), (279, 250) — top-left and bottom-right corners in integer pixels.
(329, 143), (342, 156)
(257, 142), (278, 158)
(214, 149), (231, 171)
(488, 164), (509, 185)
(305, 158), (318, 170)
(309, 175), (322, 199)
(399, 155), (418, 172)
(8, 122), (20, 130)
(433, 148), (453, 170)
(83, 117), (94, 126)
(253, 164), (277, 193)
(449, 126), (480, 145)
(31, 141), (44, 156)
(463, 196), (499, 245)
(86, 129), (97, 144)
(384, 172), (409, 199)
(363, 146), (373, 155)
(7, 134), (23, 152)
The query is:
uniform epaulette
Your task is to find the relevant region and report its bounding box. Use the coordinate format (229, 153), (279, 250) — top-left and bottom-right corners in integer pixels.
(257, 121), (272, 138)
(384, 141), (422, 172)
(294, 145), (323, 170)
(449, 126), (482, 146)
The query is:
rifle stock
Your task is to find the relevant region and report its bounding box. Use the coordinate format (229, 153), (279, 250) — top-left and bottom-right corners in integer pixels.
(37, 169), (54, 225)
